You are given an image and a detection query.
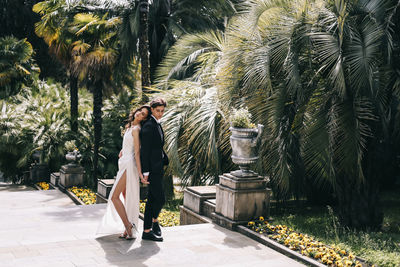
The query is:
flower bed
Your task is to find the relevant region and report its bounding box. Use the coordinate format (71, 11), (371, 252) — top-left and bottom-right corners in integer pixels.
(69, 186), (96, 205)
(140, 201), (180, 227)
(247, 217), (367, 267)
(36, 182), (49, 190)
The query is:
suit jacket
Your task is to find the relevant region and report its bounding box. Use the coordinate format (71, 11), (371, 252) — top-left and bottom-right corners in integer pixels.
(140, 116), (169, 174)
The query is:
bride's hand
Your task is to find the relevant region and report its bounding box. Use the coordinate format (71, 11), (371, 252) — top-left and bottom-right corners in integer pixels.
(140, 174), (150, 185)
(119, 150), (123, 158)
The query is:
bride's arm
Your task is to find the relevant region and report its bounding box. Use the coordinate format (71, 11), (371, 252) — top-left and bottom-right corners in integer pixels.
(132, 127), (143, 177)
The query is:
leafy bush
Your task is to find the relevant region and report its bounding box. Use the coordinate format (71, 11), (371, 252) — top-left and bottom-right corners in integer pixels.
(229, 107), (255, 128)
(0, 81), (73, 181)
(0, 79), (137, 187)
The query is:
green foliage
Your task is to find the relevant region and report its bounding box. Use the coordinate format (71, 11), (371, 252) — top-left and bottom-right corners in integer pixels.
(0, 80), (74, 180)
(229, 108), (255, 128)
(0, 36), (39, 99)
(272, 194), (400, 267)
(155, 0), (400, 229)
(159, 82), (232, 186)
(0, 78), (136, 186)
(64, 140), (77, 152)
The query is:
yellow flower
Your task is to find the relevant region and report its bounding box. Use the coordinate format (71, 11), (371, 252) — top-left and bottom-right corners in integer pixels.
(259, 216), (264, 221)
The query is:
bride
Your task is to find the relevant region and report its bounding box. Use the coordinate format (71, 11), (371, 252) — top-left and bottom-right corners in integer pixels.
(97, 105), (151, 239)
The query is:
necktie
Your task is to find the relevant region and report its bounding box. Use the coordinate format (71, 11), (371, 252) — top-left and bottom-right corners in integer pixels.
(157, 123), (164, 143)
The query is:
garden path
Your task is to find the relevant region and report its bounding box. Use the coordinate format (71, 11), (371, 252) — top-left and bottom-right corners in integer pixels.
(0, 183), (305, 267)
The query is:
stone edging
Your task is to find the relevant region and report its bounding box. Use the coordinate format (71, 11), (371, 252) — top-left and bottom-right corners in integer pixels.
(32, 183), (55, 191)
(236, 225), (326, 267)
(64, 189), (85, 205)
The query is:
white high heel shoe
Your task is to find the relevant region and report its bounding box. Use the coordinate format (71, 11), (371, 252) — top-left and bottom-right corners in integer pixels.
(125, 222), (137, 240)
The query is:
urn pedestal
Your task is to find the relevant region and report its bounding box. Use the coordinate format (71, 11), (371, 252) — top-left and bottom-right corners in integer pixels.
(213, 172), (271, 230)
(59, 164), (85, 192)
(96, 179), (115, 203)
(213, 123), (271, 230)
(29, 164), (50, 183)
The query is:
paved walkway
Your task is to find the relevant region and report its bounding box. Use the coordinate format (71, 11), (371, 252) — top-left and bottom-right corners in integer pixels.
(0, 183), (304, 267)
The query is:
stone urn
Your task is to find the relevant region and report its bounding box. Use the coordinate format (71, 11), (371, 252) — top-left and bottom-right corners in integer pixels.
(229, 124), (264, 177)
(65, 150), (81, 166)
(59, 150), (84, 191)
(32, 149), (42, 163)
(30, 149), (50, 183)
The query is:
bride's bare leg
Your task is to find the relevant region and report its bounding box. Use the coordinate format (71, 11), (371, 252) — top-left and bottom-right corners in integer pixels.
(121, 188), (127, 236)
(111, 171), (132, 236)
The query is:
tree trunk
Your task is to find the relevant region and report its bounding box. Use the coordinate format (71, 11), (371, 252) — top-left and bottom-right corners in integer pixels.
(139, 0), (151, 103)
(92, 80), (103, 188)
(336, 174), (383, 230)
(70, 76), (78, 134)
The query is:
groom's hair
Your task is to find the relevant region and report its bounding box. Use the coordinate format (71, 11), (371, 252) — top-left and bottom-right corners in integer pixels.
(150, 98), (167, 108)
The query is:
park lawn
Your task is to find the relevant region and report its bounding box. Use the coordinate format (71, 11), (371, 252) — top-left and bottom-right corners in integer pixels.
(270, 187), (400, 267)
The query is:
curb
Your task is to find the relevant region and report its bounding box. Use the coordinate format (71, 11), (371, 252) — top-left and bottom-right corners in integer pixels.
(32, 183), (54, 191)
(64, 189), (85, 205)
(237, 225), (326, 267)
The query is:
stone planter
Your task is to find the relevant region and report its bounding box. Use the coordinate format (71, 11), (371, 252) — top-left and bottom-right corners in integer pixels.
(213, 123), (271, 230)
(59, 151), (84, 191)
(230, 124), (264, 177)
(32, 150), (42, 163)
(29, 164), (50, 183)
(29, 149), (50, 183)
(65, 150), (81, 165)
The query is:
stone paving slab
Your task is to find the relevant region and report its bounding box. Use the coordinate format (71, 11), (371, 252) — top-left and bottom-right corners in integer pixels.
(0, 185), (305, 267)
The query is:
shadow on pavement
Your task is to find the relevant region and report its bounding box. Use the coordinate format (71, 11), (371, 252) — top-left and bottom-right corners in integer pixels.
(96, 235), (160, 267)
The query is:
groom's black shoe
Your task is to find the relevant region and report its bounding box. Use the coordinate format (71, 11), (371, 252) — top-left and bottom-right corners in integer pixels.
(152, 221), (162, 237)
(142, 230), (163, 242)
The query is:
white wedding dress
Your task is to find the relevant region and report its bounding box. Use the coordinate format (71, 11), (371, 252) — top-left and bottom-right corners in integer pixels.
(96, 126), (140, 237)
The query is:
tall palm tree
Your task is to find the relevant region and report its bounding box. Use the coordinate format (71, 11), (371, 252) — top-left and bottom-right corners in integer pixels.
(139, 0), (151, 102)
(69, 12), (121, 187)
(78, 0), (244, 102)
(33, 0), (80, 133)
(0, 36), (37, 99)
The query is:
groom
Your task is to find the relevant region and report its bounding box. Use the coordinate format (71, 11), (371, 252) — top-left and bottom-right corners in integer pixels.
(140, 98), (169, 242)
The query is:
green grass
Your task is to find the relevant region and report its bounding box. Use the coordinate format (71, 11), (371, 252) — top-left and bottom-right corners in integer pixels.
(270, 188), (400, 267)
(164, 190), (183, 212)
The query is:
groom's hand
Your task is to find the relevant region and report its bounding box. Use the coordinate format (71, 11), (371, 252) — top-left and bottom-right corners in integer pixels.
(141, 174), (150, 185)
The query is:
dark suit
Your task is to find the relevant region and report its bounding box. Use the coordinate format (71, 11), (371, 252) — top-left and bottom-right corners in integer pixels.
(140, 116), (169, 230)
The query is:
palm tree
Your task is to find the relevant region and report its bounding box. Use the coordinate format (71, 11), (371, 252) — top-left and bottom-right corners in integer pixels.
(0, 36), (37, 99)
(33, 0), (80, 133)
(155, 30), (232, 186)
(77, 0), (244, 102)
(221, 0), (400, 229)
(156, 0), (400, 229)
(139, 0), (151, 102)
(69, 12), (121, 187)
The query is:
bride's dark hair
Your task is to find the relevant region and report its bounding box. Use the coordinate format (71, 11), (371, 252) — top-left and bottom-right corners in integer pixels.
(125, 105), (151, 129)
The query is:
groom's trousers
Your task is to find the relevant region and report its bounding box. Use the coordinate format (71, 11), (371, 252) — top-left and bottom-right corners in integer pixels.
(143, 173), (165, 230)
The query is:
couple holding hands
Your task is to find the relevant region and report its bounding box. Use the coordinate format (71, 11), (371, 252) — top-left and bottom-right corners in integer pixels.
(97, 98), (168, 242)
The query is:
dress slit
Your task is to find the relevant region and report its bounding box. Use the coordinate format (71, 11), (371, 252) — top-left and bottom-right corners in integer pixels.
(97, 127), (140, 236)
